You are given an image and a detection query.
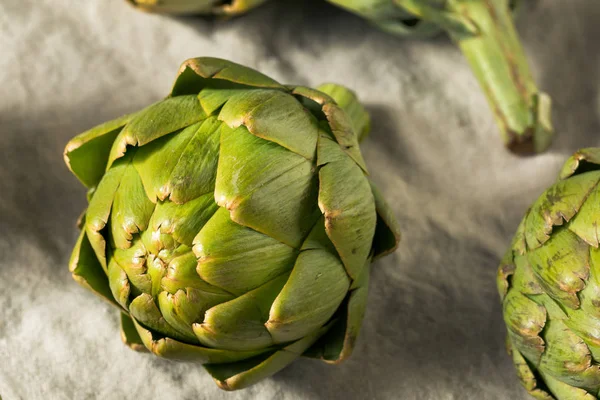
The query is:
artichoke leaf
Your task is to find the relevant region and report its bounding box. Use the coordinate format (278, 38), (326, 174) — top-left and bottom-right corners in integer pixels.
(205, 322), (331, 391)
(107, 258), (131, 309)
(508, 341), (555, 400)
(569, 182), (600, 247)
(161, 251), (234, 296)
(64, 113), (133, 188)
(85, 154), (132, 270)
(322, 103), (367, 173)
(503, 290), (546, 365)
(215, 125), (320, 248)
(562, 308), (600, 366)
(559, 148), (600, 180)
(526, 228), (590, 309)
(171, 57), (284, 97)
(306, 260), (370, 363)
(294, 84), (367, 171)
(215, 125), (307, 203)
(219, 89), (319, 160)
(292, 86), (335, 108)
(160, 116), (221, 204)
(133, 117), (221, 204)
(266, 249), (350, 344)
(150, 192), (219, 247)
(193, 207), (297, 295)
(112, 239), (151, 295)
(316, 83), (371, 143)
(317, 131), (349, 166)
(524, 171), (600, 250)
(581, 247), (600, 320)
(193, 274), (289, 351)
(108, 95), (206, 168)
(131, 317), (268, 364)
(497, 248), (516, 300)
(129, 292), (198, 344)
(226, 162), (320, 249)
(542, 373), (597, 399)
(318, 135), (377, 281)
(198, 87), (249, 116)
(110, 161), (155, 250)
(560, 247), (600, 360)
(509, 255), (544, 296)
(158, 288), (232, 340)
(539, 320), (600, 390)
(69, 229), (117, 306)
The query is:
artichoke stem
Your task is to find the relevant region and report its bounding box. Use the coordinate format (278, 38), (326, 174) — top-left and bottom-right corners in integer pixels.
(446, 0), (553, 155)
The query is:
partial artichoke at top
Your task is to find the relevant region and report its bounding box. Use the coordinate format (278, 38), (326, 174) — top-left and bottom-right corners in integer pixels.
(327, 0), (553, 155)
(498, 148), (600, 399)
(125, 0), (267, 15)
(64, 57), (400, 390)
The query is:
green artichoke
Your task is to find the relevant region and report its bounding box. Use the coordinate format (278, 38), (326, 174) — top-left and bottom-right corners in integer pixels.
(498, 148), (600, 399)
(327, 0), (553, 155)
(64, 57), (400, 390)
(125, 0), (267, 15)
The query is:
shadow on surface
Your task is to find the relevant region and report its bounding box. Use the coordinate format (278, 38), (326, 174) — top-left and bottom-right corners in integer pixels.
(519, 1), (600, 153)
(0, 94), (149, 272)
(2, 1), (597, 398)
(177, 0), (438, 83)
(0, 111), (82, 265)
(364, 104), (419, 173)
(272, 216), (515, 399)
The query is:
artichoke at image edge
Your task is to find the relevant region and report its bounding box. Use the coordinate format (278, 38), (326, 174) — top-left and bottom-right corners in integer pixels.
(64, 57), (400, 390)
(327, 0), (553, 154)
(498, 148), (600, 399)
(125, 0), (267, 15)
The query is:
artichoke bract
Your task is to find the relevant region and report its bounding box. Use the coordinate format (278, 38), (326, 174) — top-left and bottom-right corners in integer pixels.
(498, 148), (600, 399)
(64, 57), (400, 390)
(125, 0), (267, 15)
(327, 0), (553, 155)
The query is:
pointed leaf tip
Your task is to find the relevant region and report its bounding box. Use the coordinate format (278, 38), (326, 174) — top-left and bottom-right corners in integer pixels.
(171, 57), (284, 96)
(559, 148), (600, 180)
(316, 83), (371, 143)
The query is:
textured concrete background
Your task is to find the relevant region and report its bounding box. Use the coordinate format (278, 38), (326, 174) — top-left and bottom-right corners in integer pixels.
(1, 0), (599, 399)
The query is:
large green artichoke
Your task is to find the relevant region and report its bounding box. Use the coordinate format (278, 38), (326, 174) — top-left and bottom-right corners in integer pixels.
(125, 0), (267, 15)
(327, 0), (553, 155)
(498, 148), (600, 399)
(64, 57), (400, 390)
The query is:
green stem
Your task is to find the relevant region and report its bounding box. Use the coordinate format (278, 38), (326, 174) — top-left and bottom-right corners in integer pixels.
(397, 0), (553, 154)
(450, 0), (553, 154)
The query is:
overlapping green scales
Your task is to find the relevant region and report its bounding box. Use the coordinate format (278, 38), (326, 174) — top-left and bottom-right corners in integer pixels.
(64, 57), (400, 391)
(499, 149), (600, 399)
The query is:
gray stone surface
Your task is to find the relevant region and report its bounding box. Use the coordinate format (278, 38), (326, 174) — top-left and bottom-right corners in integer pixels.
(1, 0), (599, 399)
